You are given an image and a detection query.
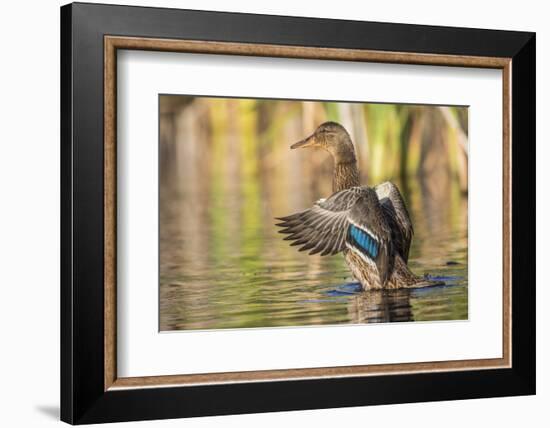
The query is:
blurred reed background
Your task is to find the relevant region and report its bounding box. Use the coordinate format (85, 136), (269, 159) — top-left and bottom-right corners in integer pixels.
(159, 96), (468, 331)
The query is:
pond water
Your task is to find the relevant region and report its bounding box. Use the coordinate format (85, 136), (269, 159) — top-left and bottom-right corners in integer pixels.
(159, 155), (468, 331)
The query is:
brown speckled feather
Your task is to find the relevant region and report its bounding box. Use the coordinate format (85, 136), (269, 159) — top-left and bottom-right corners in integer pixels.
(347, 190), (394, 284)
(375, 182), (413, 262)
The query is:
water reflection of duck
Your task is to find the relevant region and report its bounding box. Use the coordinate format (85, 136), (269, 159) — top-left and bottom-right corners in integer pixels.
(348, 289), (413, 323)
(276, 122), (442, 291)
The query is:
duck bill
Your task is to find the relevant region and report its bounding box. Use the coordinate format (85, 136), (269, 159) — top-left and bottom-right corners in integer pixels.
(291, 134), (316, 149)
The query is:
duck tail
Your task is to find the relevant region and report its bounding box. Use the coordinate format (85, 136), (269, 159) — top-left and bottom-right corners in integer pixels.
(388, 256), (445, 289)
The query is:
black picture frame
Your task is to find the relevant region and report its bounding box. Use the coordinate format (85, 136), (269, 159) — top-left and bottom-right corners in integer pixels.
(61, 2), (535, 424)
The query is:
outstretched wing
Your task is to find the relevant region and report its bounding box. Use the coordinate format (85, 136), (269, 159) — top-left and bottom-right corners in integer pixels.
(275, 187), (365, 256)
(375, 182), (413, 262)
(276, 187), (394, 284)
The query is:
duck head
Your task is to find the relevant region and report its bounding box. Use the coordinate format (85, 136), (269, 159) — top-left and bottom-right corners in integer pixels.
(291, 121), (356, 163)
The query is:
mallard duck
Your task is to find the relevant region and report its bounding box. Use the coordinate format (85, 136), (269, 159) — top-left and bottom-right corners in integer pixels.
(276, 121), (441, 290)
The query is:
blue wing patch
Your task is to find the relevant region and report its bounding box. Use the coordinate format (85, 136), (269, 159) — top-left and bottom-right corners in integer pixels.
(348, 224), (379, 259)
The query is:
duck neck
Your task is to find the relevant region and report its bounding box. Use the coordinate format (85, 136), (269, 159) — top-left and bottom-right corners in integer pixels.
(333, 160), (360, 193)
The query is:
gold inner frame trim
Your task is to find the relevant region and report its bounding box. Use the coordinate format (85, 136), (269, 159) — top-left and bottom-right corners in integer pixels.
(104, 35), (512, 391)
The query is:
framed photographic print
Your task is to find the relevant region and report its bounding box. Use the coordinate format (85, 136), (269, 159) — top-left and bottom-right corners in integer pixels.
(60, 2), (535, 424)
